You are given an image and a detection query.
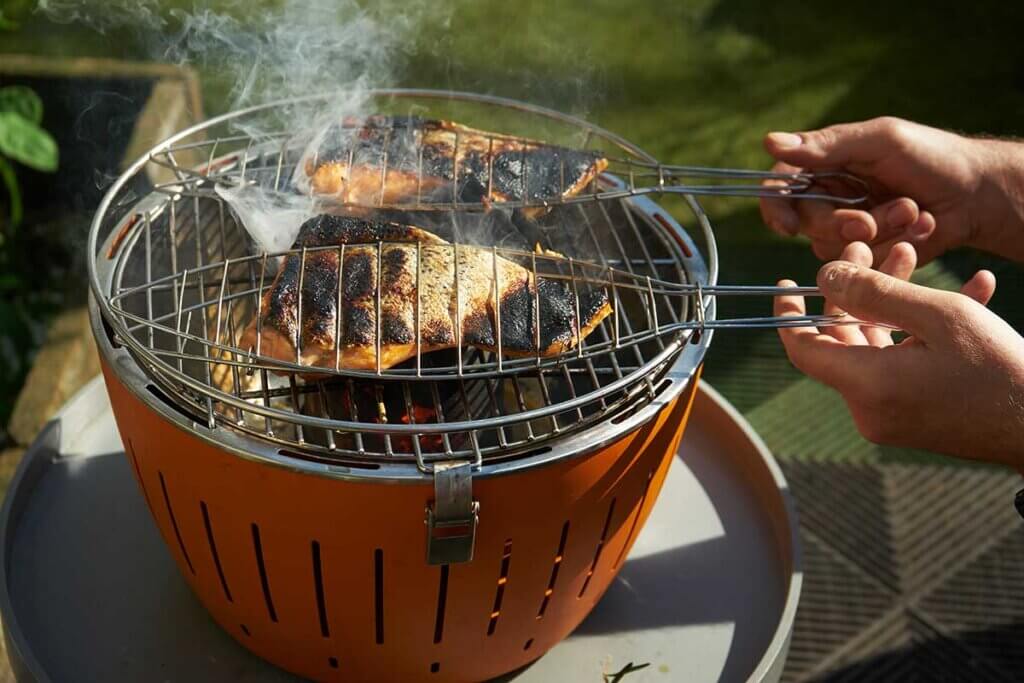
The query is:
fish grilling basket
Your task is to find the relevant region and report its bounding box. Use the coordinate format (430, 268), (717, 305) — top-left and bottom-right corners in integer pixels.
(88, 89), (856, 681)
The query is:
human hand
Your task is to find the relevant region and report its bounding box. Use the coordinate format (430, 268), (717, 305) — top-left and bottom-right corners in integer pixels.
(760, 117), (1024, 265)
(774, 241), (1024, 468)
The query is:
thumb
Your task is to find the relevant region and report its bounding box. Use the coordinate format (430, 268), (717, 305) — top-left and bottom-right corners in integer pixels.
(817, 260), (952, 340)
(765, 118), (904, 169)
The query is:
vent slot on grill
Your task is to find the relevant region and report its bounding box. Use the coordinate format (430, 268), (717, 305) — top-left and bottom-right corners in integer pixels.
(126, 439), (154, 516)
(537, 521), (570, 619)
(487, 539), (513, 636)
(433, 564), (449, 644)
(200, 501), (233, 602)
(614, 470), (655, 569)
(158, 471), (195, 575)
(251, 523), (278, 622)
(312, 540), (330, 637)
(579, 499), (616, 598)
(374, 548), (385, 644)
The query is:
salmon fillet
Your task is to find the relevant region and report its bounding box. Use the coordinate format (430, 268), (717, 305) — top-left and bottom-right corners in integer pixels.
(302, 116), (608, 214)
(239, 214), (613, 371)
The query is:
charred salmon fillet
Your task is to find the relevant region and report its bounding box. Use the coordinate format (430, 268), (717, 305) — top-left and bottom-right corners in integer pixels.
(302, 116), (608, 214)
(240, 214), (612, 371)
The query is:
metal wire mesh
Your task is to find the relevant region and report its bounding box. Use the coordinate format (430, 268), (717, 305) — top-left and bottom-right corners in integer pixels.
(90, 90), (785, 470)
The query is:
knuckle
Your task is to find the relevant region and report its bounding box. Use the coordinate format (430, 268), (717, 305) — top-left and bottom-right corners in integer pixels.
(873, 116), (909, 139)
(850, 271), (893, 310)
(811, 126), (838, 150)
(938, 293), (980, 339)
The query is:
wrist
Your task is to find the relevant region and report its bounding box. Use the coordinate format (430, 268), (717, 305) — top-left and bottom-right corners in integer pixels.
(967, 137), (1024, 260)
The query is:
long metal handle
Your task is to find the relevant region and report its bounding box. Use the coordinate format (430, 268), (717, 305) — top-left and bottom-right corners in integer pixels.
(634, 164), (870, 204)
(687, 284), (899, 331)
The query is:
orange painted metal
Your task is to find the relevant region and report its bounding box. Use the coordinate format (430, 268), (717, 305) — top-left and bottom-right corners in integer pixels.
(102, 361), (701, 682)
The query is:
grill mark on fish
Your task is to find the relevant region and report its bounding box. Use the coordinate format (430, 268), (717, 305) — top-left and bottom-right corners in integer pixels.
(305, 116), (608, 213)
(241, 213), (612, 371)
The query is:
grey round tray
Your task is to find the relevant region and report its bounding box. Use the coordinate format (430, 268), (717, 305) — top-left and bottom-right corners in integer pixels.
(0, 377), (800, 683)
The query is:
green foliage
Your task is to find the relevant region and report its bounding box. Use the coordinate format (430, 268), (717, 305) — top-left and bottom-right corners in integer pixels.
(0, 0), (34, 30)
(0, 85), (42, 123)
(0, 111), (58, 171)
(0, 85), (58, 244)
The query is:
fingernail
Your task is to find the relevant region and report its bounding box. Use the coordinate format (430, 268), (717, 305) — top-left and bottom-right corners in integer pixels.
(886, 202), (914, 229)
(820, 261), (859, 294)
(908, 220), (932, 238)
(841, 220), (869, 241)
(767, 132), (803, 149)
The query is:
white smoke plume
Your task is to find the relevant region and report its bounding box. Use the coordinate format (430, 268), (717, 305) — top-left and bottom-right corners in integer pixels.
(36, 0), (446, 253)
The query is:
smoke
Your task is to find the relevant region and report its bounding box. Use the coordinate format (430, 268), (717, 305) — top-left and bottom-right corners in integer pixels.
(37, 0), (444, 253)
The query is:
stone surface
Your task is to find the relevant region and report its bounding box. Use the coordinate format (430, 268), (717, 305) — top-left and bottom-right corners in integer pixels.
(6, 308), (98, 448)
(0, 448), (25, 503)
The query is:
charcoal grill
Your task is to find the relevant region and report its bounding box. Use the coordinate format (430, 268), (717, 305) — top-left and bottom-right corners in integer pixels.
(88, 89), (835, 681)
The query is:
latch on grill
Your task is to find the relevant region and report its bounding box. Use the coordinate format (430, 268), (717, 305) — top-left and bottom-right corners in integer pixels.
(425, 461), (480, 565)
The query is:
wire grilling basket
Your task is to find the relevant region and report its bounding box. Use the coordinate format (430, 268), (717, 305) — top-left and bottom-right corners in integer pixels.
(90, 89), (861, 473)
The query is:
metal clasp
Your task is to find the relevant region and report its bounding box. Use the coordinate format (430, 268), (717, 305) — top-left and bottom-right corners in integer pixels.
(425, 461), (479, 565)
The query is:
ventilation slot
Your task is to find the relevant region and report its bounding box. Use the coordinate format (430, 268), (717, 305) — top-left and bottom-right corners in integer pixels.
(157, 472), (195, 574)
(100, 314), (121, 348)
(328, 657), (338, 669)
(487, 540), (513, 636)
(146, 383), (203, 425)
(374, 548), (384, 644)
(126, 439), (154, 516)
(312, 541), (330, 637)
(537, 522), (570, 618)
(524, 638), (534, 651)
(578, 499), (616, 598)
(430, 662), (440, 674)
(614, 470), (655, 569)
(278, 449), (381, 470)
(200, 501), (232, 602)
(251, 524), (278, 622)
(433, 564), (449, 644)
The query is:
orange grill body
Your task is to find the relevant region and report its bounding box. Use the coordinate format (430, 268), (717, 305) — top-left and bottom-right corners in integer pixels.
(102, 360), (701, 682)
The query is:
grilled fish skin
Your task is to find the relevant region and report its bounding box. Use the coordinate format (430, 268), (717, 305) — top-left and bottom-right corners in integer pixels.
(303, 116), (608, 214)
(240, 214), (612, 371)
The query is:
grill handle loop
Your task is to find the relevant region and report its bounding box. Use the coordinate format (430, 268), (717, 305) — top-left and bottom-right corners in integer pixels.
(425, 460), (480, 565)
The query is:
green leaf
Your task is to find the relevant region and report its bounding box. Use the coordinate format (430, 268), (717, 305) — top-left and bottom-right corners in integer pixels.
(0, 112), (58, 172)
(0, 86), (43, 124)
(0, 156), (21, 233)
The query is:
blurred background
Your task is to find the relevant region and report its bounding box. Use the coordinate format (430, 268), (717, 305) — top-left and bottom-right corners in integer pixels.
(2, 2), (1024, 678)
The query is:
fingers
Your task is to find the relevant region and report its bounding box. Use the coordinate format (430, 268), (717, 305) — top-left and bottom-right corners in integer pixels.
(764, 117), (909, 169)
(960, 269), (997, 305)
(868, 211), (939, 265)
(760, 149), (921, 251)
(816, 258), (951, 341)
(823, 243), (872, 345)
(770, 193), (921, 254)
(774, 278), (879, 392)
(760, 161), (802, 236)
(864, 242), (917, 346)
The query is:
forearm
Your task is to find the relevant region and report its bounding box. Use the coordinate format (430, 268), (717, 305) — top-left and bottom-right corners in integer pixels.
(969, 137), (1024, 262)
